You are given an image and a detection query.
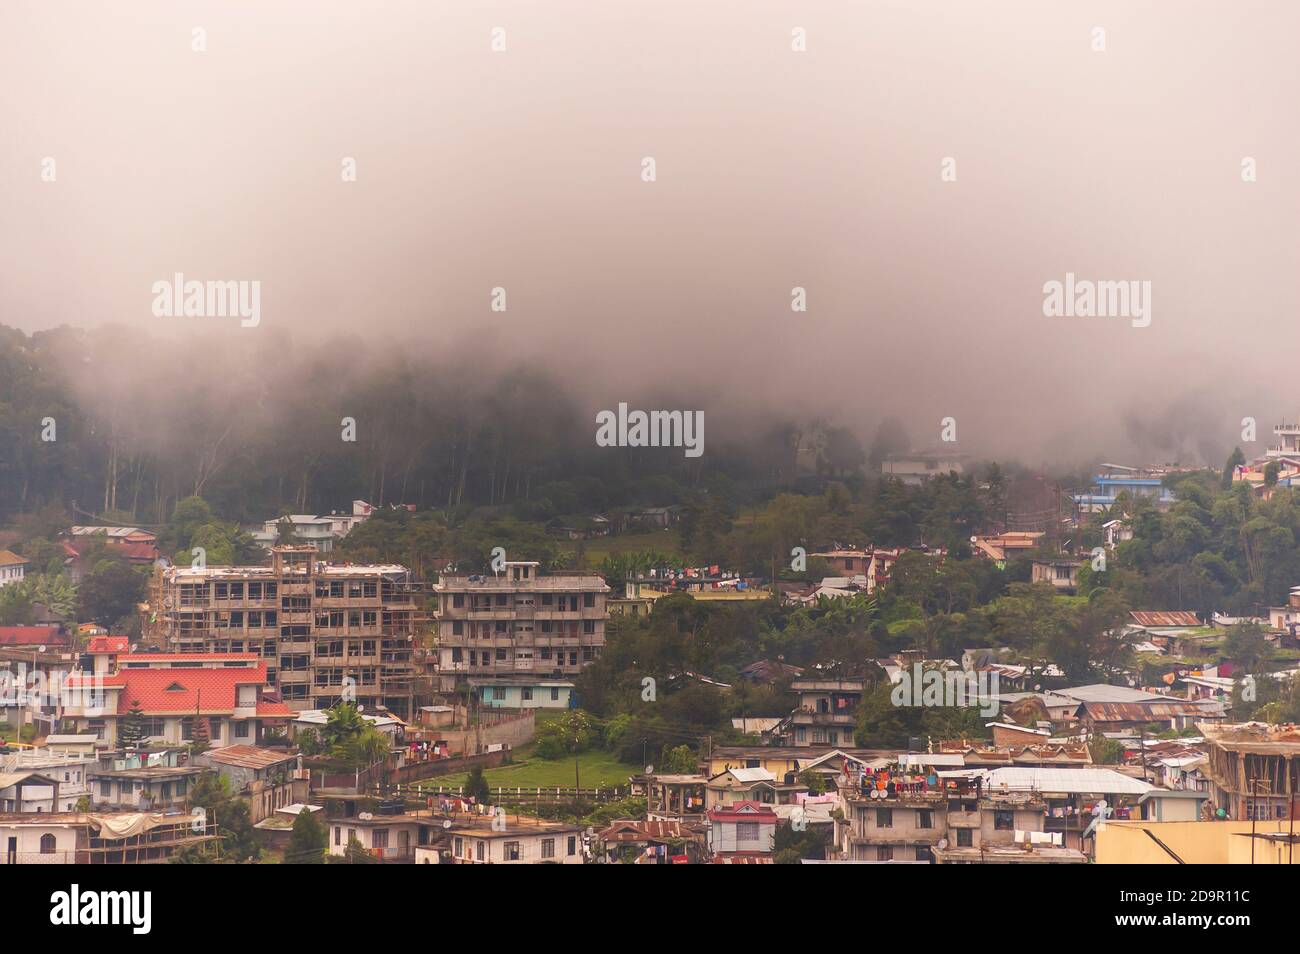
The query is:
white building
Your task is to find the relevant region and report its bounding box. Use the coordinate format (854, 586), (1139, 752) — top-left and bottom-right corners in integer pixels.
(0, 550), (28, 588)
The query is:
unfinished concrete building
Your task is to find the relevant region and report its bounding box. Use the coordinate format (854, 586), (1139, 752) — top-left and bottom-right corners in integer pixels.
(432, 561), (608, 696)
(146, 546), (425, 718)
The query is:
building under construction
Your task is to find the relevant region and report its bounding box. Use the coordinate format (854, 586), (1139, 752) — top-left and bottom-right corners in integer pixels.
(145, 546), (428, 719)
(431, 561), (608, 695)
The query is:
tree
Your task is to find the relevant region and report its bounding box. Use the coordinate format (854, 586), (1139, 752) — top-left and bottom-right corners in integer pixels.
(1222, 447), (1245, 489)
(118, 699), (147, 748)
(338, 835), (378, 864)
(287, 807), (328, 864)
(187, 771), (260, 862)
(77, 560), (145, 627)
(464, 766), (490, 804)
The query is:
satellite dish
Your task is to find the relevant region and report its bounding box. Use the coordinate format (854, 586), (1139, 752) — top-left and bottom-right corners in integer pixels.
(359, 812), (373, 820)
(442, 819), (452, 829)
(937, 838), (949, 850)
(645, 764), (654, 775)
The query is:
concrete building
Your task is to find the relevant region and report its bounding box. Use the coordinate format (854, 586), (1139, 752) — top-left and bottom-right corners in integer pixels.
(0, 550), (28, 588)
(432, 819), (585, 864)
(146, 545), (424, 718)
(432, 561), (607, 694)
(468, 677), (574, 709)
(779, 679), (864, 747)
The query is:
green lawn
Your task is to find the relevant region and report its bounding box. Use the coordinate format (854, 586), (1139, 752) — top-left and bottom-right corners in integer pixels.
(415, 747), (635, 792)
(558, 529), (685, 567)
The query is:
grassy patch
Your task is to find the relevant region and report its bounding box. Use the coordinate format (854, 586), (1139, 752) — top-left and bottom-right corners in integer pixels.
(558, 529), (685, 567)
(416, 748), (634, 792)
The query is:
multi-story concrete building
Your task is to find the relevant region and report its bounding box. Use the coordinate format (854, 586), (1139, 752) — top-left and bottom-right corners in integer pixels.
(147, 546), (424, 718)
(835, 775), (1052, 863)
(432, 561), (608, 695)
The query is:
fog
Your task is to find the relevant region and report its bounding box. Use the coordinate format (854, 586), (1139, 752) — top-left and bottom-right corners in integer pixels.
(3, 0), (1298, 469)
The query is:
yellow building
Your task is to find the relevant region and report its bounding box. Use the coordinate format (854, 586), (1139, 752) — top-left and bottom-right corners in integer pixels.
(1096, 819), (1300, 864)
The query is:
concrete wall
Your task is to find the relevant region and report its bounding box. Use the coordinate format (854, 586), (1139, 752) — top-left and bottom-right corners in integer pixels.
(1096, 820), (1266, 864)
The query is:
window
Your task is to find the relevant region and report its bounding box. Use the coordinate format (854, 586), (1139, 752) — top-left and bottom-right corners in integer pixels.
(917, 809), (933, 829)
(736, 822), (759, 842)
(372, 828), (389, 849)
(492, 688), (506, 701)
(476, 841), (485, 861)
(234, 721), (250, 739)
(567, 836), (577, 856)
(550, 687), (560, 701)
(582, 620), (595, 635)
(994, 810), (1014, 831)
(915, 846), (931, 861)
(40, 834), (56, 854)
(583, 593), (595, 608)
(334, 827), (341, 846)
(453, 836), (462, 857)
(876, 808), (893, 828)
(521, 688), (533, 701)
(876, 845), (893, 861)
(504, 841), (520, 861)
(541, 838), (555, 859)
(956, 828), (973, 847)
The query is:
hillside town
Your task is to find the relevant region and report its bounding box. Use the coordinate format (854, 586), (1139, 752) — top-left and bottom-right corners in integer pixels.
(4, 437), (1300, 868)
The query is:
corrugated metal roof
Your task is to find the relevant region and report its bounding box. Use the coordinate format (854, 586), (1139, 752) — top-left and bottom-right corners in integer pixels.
(982, 767), (1154, 795)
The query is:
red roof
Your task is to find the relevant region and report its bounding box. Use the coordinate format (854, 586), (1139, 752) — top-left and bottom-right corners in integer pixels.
(0, 626), (64, 646)
(102, 663), (272, 715)
(706, 800), (779, 823)
(121, 653), (260, 663)
(87, 635), (130, 654)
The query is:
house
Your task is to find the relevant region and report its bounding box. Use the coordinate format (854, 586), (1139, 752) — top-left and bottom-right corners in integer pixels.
(607, 580), (665, 618)
(595, 819), (707, 864)
(250, 500), (382, 552)
(780, 678), (864, 748)
(1138, 789), (1209, 822)
(971, 532), (1044, 563)
(706, 800), (777, 860)
(88, 748), (203, 811)
(737, 659), (804, 685)
(0, 810), (218, 864)
(1, 744), (96, 811)
(0, 551), (28, 588)
(1072, 465), (1176, 514)
(705, 767), (807, 810)
(834, 762), (1086, 864)
(808, 548), (902, 592)
(0, 771), (65, 813)
(1103, 519), (1133, 548)
(0, 625), (67, 650)
(326, 808), (440, 862)
(705, 745), (891, 781)
(881, 451), (966, 485)
(61, 655), (294, 748)
(195, 745), (304, 823)
(646, 774), (708, 822)
(978, 766), (1154, 853)
(1031, 558), (1082, 592)
(468, 677), (573, 710)
(430, 819), (585, 864)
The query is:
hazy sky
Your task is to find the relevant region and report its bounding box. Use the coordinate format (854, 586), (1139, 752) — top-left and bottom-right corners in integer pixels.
(3, 1), (1297, 468)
